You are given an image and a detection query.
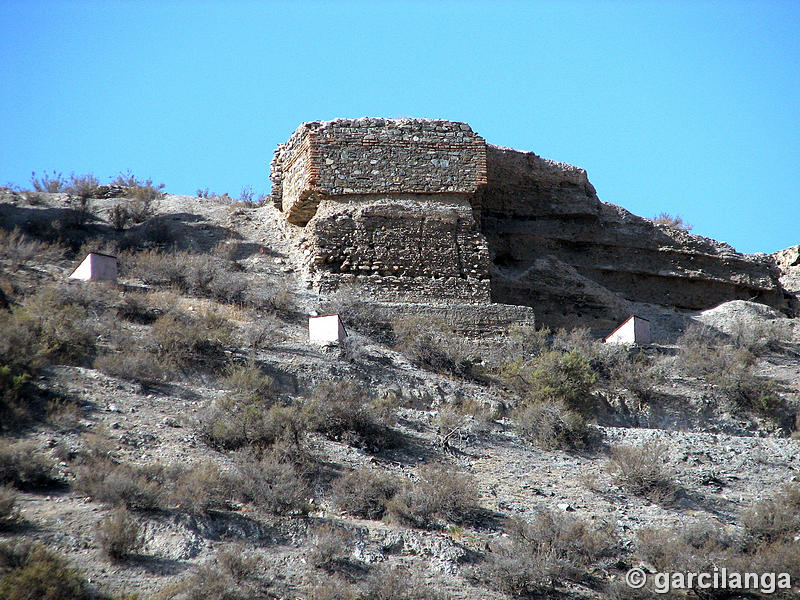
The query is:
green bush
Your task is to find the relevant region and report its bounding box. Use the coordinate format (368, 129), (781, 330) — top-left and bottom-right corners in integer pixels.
(96, 508), (144, 562)
(501, 350), (597, 415)
(0, 541), (91, 600)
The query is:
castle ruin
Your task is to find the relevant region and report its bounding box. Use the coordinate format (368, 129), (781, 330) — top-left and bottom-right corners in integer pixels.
(270, 118), (790, 333)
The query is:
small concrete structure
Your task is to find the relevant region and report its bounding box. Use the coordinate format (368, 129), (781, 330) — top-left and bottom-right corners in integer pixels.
(309, 314), (347, 344)
(604, 315), (651, 345)
(69, 252), (118, 282)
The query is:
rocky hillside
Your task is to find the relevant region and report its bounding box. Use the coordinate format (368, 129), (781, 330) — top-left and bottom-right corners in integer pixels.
(1, 183), (799, 600)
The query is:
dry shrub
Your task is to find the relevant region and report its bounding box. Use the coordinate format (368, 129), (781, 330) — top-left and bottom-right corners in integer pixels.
(476, 512), (618, 595)
(96, 508), (144, 562)
(124, 249), (262, 306)
(308, 577), (357, 600)
(307, 523), (358, 572)
(303, 380), (396, 451)
(150, 309), (232, 373)
(501, 349), (597, 415)
(0, 541), (91, 600)
(2, 285), (96, 367)
(75, 459), (164, 511)
(652, 212), (693, 231)
(0, 439), (59, 491)
(392, 315), (476, 378)
(635, 517), (800, 599)
(331, 467), (401, 520)
(0, 228), (66, 271)
(234, 447), (311, 515)
(741, 483), (800, 548)
(94, 348), (167, 385)
(30, 170), (68, 193)
(677, 325), (783, 417)
(636, 522), (734, 575)
(608, 440), (678, 504)
(76, 457), (234, 514)
(386, 464), (479, 529)
(0, 485), (21, 529)
(513, 400), (598, 451)
(358, 565), (441, 600)
(154, 550), (266, 600)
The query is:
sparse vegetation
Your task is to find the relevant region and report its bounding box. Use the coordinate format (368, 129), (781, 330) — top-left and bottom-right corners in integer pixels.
(0, 541), (91, 600)
(476, 512), (618, 595)
(652, 211), (693, 231)
(501, 349), (597, 415)
(0, 439), (59, 491)
(386, 464), (479, 529)
(677, 324), (784, 417)
(96, 508), (144, 562)
(608, 440), (678, 504)
(514, 400), (597, 450)
(393, 315), (476, 378)
(0, 486), (21, 529)
(331, 467), (402, 520)
(303, 380), (397, 450)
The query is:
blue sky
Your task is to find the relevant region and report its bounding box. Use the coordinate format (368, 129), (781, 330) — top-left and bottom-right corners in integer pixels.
(1, 0), (798, 254)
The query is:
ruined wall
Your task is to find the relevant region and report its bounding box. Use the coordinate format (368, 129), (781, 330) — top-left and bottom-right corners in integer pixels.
(268, 119), (791, 332)
(270, 118), (487, 225)
(306, 194), (490, 303)
(270, 118), (491, 303)
(479, 144), (789, 330)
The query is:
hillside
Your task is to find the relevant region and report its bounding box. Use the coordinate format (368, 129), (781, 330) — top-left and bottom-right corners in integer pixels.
(1, 177), (799, 599)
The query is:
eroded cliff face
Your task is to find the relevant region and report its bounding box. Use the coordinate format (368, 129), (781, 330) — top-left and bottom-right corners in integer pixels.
(268, 119), (791, 333)
(479, 144), (790, 331)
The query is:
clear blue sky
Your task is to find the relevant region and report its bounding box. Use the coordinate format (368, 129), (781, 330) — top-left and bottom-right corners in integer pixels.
(1, 0), (798, 254)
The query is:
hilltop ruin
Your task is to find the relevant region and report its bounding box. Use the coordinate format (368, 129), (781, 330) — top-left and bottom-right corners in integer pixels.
(270, 118), (791, 332)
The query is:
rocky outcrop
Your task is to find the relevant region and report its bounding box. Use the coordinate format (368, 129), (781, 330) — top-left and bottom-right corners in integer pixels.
(268, 119), (791, 333)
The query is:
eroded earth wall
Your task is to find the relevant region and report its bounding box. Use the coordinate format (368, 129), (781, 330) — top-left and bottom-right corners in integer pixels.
(478, 144), (790, 330)
(269, 119), (791, 332)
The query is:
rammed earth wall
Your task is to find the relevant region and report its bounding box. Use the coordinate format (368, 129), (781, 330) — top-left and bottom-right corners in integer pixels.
(268, 118), (791, 329)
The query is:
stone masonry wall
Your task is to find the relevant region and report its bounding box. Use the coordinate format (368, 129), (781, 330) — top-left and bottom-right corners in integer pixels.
(270, 118), (487, 225)
(268, 119), (791, 329)
(305, 194), (490, 303)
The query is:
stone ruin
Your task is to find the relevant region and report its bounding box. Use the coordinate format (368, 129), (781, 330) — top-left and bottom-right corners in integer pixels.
(269, 118), (792, 333)
(270, 118), (491, 304)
